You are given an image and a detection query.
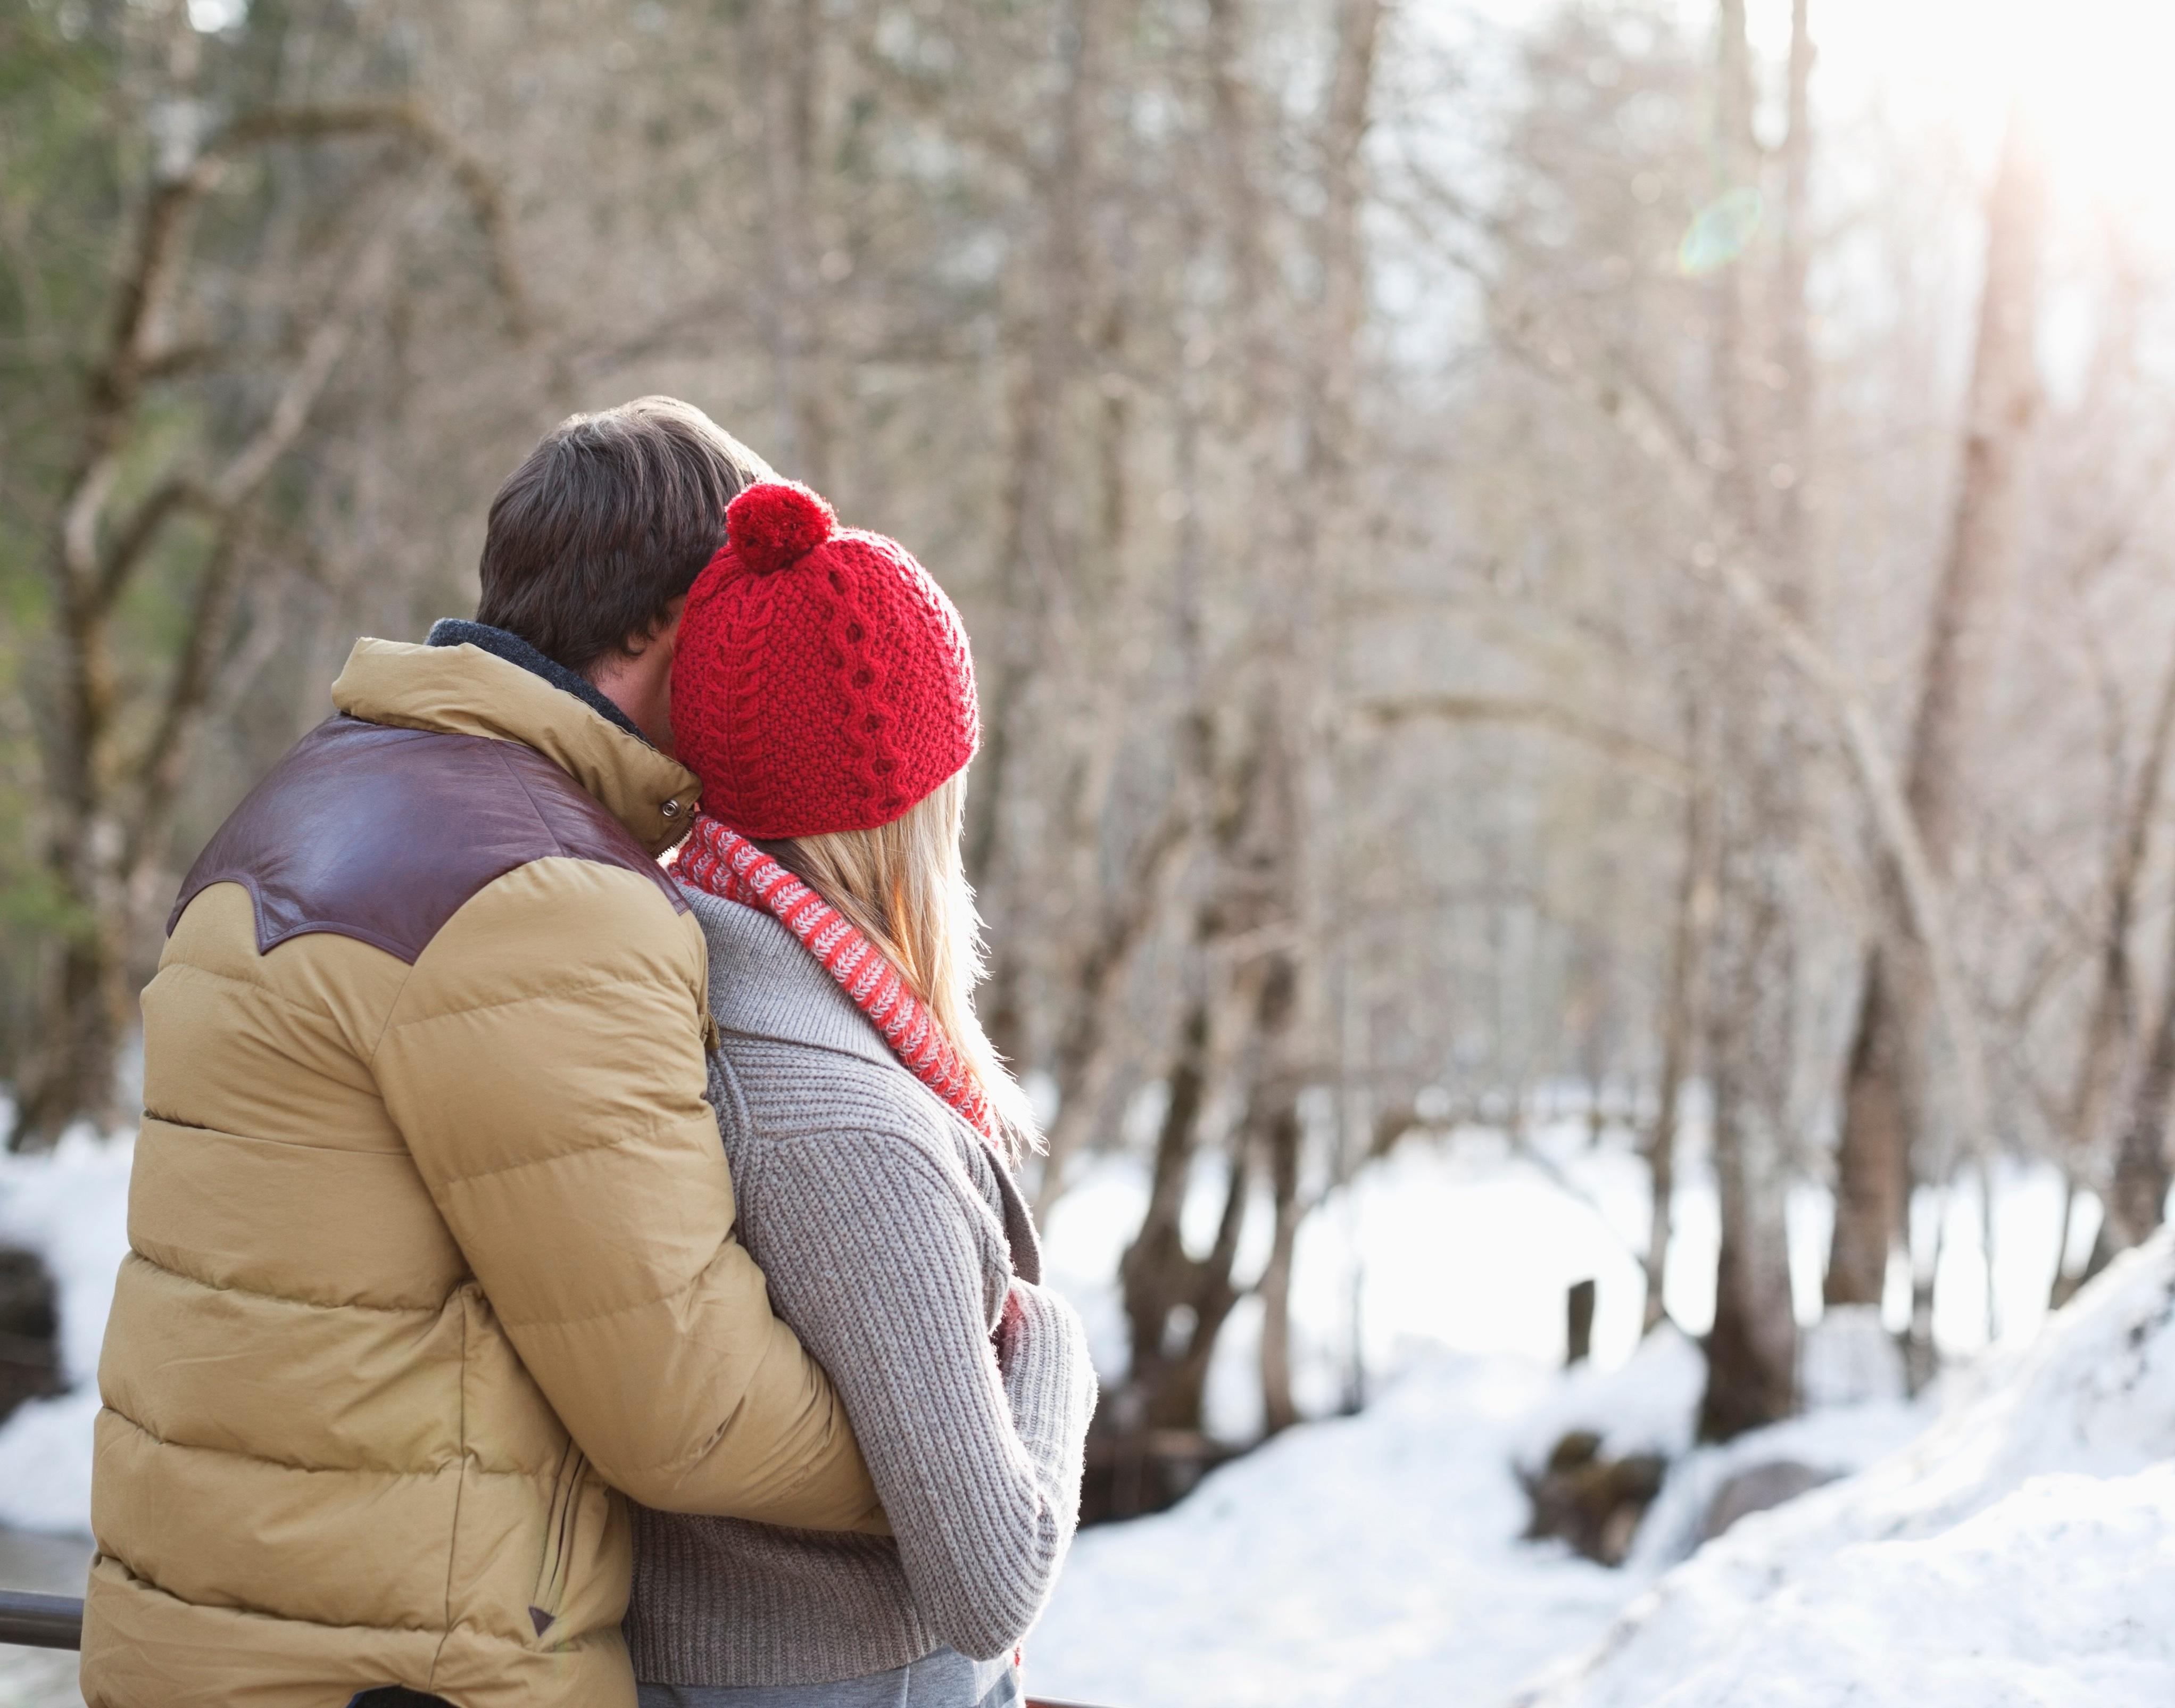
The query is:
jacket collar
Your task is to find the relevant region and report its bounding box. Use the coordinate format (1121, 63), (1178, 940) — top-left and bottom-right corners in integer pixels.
(330, 636), (700, 855)
(425, 618), (647, 742)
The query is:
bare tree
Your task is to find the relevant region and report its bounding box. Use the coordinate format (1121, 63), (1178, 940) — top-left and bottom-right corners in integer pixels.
(11, 71), (522, 1147)
(1825, 103), (2047, 1324)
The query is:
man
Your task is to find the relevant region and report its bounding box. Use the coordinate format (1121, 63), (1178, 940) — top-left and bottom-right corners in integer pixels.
(82, 398), (885, 1708)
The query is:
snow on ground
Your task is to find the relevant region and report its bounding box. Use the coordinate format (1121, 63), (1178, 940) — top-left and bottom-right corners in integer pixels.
(0, 1128), (131, 1389)
(1029, 1353), (1640, 1708)
(1520, 1230), (2175, 1708)
(4, 1108), (2170, 1708)
(0, 1129), (130, 1536)
(1030, 1321), (1933, 1708)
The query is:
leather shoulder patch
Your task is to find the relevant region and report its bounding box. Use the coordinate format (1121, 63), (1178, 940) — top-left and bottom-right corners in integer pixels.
(170, 716), (687, 964)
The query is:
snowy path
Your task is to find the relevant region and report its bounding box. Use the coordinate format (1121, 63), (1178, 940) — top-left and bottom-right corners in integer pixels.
(1030, 1357), (1646, 1708)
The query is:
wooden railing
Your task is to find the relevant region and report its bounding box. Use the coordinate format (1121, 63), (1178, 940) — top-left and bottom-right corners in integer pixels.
(0, 1590), (1111, 1707)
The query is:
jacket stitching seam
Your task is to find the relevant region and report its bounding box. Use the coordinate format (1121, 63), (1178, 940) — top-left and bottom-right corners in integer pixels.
(493, 1254), (711, 1333)
(500, 737), (690, 911)
(427, 1290), (471, 1689)
(370, 740), (576, 1066)
(101, 1404), (547, 1481)
(94, 1554), (626, 1648)
(370, 951), (421, 1065)
(430, 1115), (669, 1188)
(146, 956), (347, 1018)
(379, 970), (651, 1033)
(369, 865), (692, 1058)
(123, 1249), (456, 1319)
(491, 739), (575, 860)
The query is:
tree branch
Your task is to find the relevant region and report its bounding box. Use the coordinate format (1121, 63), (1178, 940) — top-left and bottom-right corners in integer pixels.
(1513, 327), (2001, 1174)
(97, 476), (216, 605)
(126, 215), (404, 877)
(1354, 692), (1690, 791)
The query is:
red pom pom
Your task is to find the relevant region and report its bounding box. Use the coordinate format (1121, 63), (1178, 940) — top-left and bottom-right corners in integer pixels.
(726, 481), (836, 576)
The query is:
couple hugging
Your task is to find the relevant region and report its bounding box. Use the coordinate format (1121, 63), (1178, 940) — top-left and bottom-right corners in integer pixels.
(77, 397), (1096, 1708)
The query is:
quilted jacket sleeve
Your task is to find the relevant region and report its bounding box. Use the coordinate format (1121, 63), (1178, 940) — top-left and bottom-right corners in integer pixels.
(373, 855), (885, 1531)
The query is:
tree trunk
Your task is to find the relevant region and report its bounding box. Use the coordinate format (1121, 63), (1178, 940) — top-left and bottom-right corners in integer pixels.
(1826, 951), (1913, 1305)
(1825, 101), (2045, 1305)
(1692, 0), (1802, 1436)
(2051, 640), (2175, 1300)
(1114, 997), (1253, 1438)
(1254, 1073), (1304, 1436)
(1712, 0), (1764, 529)
(1769, 0), (1816, 589)
(9, 102), (516, 1150)
(1248, 0), (1382, 1433)
(1698, 809), (1799, 1440)
(2105, 864), (2175, 1254)
(758, 0), (833, 491)
(964, 0), (1102, 897)
(1644, 740), (1714, 1331)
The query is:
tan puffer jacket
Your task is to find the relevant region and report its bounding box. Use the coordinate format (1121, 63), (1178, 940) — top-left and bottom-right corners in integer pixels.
(82, 638), (885, 1708)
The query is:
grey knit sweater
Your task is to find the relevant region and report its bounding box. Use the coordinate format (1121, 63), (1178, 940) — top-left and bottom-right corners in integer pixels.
(625, 889), (1096, 1688)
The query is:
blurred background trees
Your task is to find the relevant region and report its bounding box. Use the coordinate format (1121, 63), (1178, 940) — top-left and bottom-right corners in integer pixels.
(7, 0), (2175, 1511)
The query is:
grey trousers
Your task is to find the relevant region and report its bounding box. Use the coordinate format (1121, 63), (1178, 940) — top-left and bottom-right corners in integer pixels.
(636, 1648), (1020, 1708)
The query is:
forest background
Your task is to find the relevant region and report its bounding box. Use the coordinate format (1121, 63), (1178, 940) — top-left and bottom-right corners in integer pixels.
(5, 0), (2173, 1500)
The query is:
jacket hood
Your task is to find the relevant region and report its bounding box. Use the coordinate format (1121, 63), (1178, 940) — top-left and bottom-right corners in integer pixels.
(331, 636), (700, 855)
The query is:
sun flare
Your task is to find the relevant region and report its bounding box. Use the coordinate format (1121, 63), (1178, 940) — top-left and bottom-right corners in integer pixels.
(1829, 0), (2175, 233)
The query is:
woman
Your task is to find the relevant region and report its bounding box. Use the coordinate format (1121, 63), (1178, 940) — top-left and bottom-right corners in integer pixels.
(627, 479), (1095, 1708)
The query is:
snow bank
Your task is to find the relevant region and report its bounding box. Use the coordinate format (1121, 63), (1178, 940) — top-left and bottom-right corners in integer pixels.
(1028, 1355), (1644, 1708)
(1622, 1395), (1925, 1571)
(1522, 1228), (2175, 1707)
(1508, 1322), (1707, 1472)
(0, 1129), (132, 1537)
(0, 1128), (131, 1387)
(0, 1389), (103, 1537)
(1573, 1467), (2175, 1708)
(1034, 1215), (2175, 1708)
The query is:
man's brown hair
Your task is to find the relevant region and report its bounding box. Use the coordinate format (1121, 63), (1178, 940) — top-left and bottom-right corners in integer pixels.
(477, 396), (773, 676)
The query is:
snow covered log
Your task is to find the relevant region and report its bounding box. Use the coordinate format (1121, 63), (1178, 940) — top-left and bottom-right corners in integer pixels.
(1518, 1227), (2175, 1707)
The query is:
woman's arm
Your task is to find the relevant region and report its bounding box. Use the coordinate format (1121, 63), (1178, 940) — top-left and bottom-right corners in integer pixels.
(748, 1118), (1097, 1661)
(994, 1276), (1094, 1572)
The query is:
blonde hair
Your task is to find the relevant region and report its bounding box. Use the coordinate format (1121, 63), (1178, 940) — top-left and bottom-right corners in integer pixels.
(762, 770), (1039, 1157)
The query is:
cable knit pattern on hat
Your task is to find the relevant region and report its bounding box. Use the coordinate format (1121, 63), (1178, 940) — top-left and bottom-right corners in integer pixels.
(672, 481), (982, 839)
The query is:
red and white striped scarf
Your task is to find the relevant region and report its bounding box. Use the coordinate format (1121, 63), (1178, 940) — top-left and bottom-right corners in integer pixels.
(675, 812), (995, 1140)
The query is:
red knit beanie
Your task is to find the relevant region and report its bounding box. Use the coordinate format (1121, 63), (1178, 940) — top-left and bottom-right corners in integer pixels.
(670, 480), (981, 839)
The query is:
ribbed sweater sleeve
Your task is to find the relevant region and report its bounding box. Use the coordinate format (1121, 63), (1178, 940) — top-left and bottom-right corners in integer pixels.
(995, 1278), (1095, 1571)
(745, 1123), (1097, 1663)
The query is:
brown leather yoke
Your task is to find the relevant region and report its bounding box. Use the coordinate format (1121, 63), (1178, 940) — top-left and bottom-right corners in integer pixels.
(170, 715), (685, 964)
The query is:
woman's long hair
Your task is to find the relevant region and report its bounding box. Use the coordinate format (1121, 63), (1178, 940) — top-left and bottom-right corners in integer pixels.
(758, 770), (1039, 1157)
